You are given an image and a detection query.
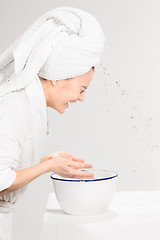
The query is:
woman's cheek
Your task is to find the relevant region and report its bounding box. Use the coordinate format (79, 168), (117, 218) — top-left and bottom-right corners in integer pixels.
(72, 92), (79, 100)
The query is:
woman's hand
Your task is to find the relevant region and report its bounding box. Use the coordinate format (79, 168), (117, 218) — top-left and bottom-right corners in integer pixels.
(0, 151), (94, 197)
(40, 151), (94, 179)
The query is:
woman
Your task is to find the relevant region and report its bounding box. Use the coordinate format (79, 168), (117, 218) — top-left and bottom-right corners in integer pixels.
(0, 6), (105, 240)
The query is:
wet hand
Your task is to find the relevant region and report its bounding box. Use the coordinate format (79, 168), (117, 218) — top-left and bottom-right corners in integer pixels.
(40, 151), (94, 179)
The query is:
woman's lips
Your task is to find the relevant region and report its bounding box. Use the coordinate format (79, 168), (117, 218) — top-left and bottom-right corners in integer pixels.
(65, 103), (69, 108)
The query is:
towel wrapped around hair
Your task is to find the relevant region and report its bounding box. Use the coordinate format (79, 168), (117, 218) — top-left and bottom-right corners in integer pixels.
(0, 6), (105, 98)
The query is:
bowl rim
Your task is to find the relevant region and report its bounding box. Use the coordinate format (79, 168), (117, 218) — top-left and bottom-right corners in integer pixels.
(50, 169), (118, 182)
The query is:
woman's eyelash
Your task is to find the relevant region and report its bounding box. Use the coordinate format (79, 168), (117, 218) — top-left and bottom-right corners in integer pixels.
(80, 90), (85, 94)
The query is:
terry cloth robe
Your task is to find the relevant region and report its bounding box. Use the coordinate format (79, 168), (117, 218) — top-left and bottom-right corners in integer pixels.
(0, 75), (49, 240)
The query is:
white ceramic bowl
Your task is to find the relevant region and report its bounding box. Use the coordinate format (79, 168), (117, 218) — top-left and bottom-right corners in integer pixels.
(50, 169), (118, 216)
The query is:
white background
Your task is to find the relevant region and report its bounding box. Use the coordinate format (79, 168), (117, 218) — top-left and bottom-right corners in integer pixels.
(1, 0), (160, 239)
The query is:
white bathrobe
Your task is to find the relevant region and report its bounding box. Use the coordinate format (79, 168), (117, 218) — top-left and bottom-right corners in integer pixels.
(0, 75), (49, 240)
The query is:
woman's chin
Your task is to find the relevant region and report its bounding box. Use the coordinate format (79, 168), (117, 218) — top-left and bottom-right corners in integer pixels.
(57, 104), (69, 114)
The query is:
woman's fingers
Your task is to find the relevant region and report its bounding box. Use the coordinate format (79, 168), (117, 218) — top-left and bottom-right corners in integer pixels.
(84, 163), (93, 168)
(72, 157), (93, 168)
(69, 169), (94, 179)
(46, 152), (89, 166)
(50, 151), (73, 159)
(68, 160), (93, 169)
(73, 157), (85, 163)
(40, 152), (94, 180)
(67, 161), (84, 169)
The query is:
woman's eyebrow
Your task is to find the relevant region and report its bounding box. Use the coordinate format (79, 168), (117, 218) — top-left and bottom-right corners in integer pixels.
(82, 85), (87, 89)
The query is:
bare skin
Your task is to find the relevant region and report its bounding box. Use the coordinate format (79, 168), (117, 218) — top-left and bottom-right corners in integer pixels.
(0, 152), (94, 197)
(0, 67), (95, 197)
(39, 67), (94, 114)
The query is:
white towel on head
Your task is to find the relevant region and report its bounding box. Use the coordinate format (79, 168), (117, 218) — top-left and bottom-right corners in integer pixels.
(0, 6), (105, 97)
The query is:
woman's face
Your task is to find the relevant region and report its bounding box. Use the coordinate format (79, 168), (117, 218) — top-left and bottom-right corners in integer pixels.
(45, 67), (95, 114)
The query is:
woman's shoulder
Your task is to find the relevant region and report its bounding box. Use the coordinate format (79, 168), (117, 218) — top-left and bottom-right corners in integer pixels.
(0, 89), (28, 113)
(0, 90), (32, 135)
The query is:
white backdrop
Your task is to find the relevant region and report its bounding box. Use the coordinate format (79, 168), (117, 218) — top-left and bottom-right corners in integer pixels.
(1, 0), (160, 239)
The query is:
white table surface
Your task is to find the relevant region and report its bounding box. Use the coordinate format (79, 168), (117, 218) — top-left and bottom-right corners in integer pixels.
(40, 191), (160, 240)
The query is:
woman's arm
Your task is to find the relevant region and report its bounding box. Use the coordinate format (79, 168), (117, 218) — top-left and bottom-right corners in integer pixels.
(0, 161), (49, 197)
(0, 151), (94, 197)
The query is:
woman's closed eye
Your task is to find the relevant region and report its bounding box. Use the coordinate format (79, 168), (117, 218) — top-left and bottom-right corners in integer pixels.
(80, 90), (85, 94)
